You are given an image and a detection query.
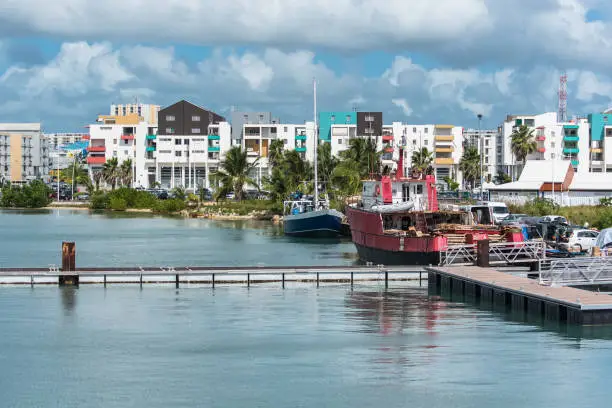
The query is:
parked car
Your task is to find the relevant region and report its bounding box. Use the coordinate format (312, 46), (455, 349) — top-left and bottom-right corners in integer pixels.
(562, 229), (599, 253)
(500, 213), (529, 226)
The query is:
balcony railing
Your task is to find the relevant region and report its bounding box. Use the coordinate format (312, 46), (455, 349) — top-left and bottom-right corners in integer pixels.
(435, 147), (454, 153)
(146, 146), (156, 152)
(121, 134), (135, 140)
(563, 147), (579, 154)
(536, 136), (545, 141)
(295, 147), (306, 152)
(87, 146), (106, 152)
(87, 156), (106, 165)
(382, 135), (394, 142)
(537, 147), (545, 153)
(295, 134), (307, 141)
(435, 135), (454, 142)
(564, 136), (579, 142)
(208, 134), (220, 140)
(146, 134), (156, 140)
(208, 146), (220, 152)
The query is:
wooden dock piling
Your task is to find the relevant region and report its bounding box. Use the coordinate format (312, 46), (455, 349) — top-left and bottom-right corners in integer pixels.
(59, 242), (78, 286)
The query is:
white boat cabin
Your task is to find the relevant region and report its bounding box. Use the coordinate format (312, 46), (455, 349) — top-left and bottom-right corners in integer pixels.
(361, 175), (437, 212)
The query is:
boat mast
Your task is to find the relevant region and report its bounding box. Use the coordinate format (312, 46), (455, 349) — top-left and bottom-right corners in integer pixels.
(313, 78), (319, 208)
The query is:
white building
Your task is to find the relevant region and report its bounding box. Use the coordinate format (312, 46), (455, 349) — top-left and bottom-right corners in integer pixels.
(87, 114), (157, 188)
(243, 121), (316, 186)
(110, 104), (160, 125)
(499, 112), (591, 179)
(462, 128), (500, 183)
(155, 121), (231, 190)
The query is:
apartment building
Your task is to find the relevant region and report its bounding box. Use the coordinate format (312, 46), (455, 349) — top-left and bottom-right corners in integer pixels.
(230, 112), (280, 146)
(0, 123), (49, 183)
(242, 121), (315, 186)
(110, 103), (160, 125)
(155, 100), (226, 190)
(87, 113), (157, 188)
(462, 128), (499, 182)
(500, 112), (591, 179)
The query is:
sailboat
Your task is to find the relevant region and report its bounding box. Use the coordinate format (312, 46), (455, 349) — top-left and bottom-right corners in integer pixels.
(283, 79), (345, 237)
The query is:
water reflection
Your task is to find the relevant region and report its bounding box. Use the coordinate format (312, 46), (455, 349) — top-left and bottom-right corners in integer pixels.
(60, 287), (77, 316)
(432, 285), (612, 341)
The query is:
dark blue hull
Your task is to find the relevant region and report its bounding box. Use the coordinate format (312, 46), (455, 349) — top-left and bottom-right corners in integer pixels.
(284, 209), (344, 238)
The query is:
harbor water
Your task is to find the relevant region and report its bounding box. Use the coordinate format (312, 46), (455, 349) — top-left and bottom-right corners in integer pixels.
(1, 210), (612, 407)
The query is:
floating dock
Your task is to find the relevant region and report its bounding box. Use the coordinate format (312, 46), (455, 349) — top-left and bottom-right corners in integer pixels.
(0, 265), (427, 287)
(427, 265), (612, 325)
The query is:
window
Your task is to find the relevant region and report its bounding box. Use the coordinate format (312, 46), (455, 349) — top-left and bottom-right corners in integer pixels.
(284, 126), (288, 132)
(113, 139), (117, 144)
(192, 128), (201, 133)
(166, 115), (175, 121)
(113, 151), (117, 157)
(413, 140), (417, 145)
(184, 139), (189, 145)
(166, 128), (175, 134)
(130, 107), (134, 113)
(175, 151), (182, 157)
(365, 115), (374, 122)
(338, 139), (342, 144)
(485, 140), (489, 147)
(424, 140), (428, 145)
(345, 115), (351, 123)
(416, 185), (423, 194)
(331, 115), (336, 121)
(192, 116), (201, 121)
(283, 139), (288, 145)
(413, 127), (417, 133)
(424, 128), (428, 133)
(175, 139), (182, 145)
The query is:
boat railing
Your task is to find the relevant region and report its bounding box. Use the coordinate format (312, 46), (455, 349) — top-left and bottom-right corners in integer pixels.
(439, 241), (546, 266)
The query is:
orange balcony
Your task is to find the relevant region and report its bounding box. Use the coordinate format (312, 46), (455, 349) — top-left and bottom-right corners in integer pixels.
(435, 135), (454, 142)
(87, 156), (106, 165)
(82, 135), (90, 140)
(536, 136), (545, 141)
(435, 147), (454, 153)
(121, 134), (135, 140)
(382, 134), (394, 142)
(537, 147), (545, 153)
(87, 146), (106, 152)
(435, 158), (454, 165)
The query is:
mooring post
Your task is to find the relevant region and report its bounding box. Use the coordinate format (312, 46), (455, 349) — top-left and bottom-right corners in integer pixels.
(175, 274), (179, 289)
(385, 271), (389, 288)
(350, 272), (354, 287)
(476, 239), (490, 268)
(282, 273), (285, 289)
(59, 241), (78, 286)
(247, 273), (250, 288)
(104, 274), (107, 288)
(139, 273), (143, 288)
(211, 273), (215, 289)
(316, 272), (320, 288)
(30, 275), (34, 288)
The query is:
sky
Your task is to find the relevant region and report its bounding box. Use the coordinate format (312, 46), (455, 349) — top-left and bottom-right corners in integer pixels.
(0, 0), (611, 131)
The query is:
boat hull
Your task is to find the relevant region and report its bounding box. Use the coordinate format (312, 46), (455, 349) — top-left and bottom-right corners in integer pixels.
(284, 209), (344, 238)
(345, 206), (446, 266)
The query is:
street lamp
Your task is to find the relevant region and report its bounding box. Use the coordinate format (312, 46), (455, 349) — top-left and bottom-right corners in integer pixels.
(477, 114), (484, 201)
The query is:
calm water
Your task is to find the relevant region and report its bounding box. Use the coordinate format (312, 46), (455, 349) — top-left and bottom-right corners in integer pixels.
(1, 286), (612, 408)
(0, 210), (357, 267)
(2, 211), (612, 407)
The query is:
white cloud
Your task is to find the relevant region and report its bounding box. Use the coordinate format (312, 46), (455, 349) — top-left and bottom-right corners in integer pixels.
(391, 99), (413, 117)
(0, 0), (611, 70)
(0, 41), (611, 130)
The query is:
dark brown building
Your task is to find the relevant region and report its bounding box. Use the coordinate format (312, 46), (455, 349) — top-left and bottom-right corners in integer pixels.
(158, 100), (225, 136)
(357, 112), (383, 137)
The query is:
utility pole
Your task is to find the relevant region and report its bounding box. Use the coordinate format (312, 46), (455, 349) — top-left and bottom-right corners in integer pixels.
(478, 114), (484, 200)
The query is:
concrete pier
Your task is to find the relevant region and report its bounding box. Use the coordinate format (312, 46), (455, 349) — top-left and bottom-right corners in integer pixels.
(427, 265), (612, 325)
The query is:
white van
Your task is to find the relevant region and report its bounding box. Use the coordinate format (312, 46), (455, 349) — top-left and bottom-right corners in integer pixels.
(477, 201), (510, 224)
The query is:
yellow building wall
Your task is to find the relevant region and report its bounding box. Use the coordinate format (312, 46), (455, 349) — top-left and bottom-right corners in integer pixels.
(98, 113), (143, 125)
(9, 134), (22, 182)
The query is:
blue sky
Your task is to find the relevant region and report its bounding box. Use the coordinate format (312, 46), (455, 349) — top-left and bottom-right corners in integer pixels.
(0, 0), (611, 132)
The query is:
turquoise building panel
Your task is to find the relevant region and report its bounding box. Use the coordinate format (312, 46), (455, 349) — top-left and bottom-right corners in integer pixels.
(588, 113), (612, 142)
(318, 112), (356, 141)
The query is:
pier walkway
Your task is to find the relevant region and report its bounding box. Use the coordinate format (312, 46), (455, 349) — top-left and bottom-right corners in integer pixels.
(427, 265), (612, 325)
(0, 265), (427, 287)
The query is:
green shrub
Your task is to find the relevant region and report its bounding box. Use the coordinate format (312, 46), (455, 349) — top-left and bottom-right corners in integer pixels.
(109, 196), (127, 211)
(89, 192), (109, 209)
(152, 198), (186, 213)
(0, 180), (52, 208)
(106, 188), (157, 209)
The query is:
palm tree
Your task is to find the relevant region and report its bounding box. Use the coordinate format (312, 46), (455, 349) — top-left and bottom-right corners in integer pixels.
(510, 125), (537, 177)
(339, 138), (381, 178)
(213, 146), (259, 201)
(268, 139), (285, 169)
(459, 146), (481, 190)
(317, 142), (338, 187)
(119, 159), (133, 187)
(493, 170), (511, 185)
(331, 159), (362, 202)
(61, 160), (88, 195)
(410, 147), (434, 175)
(102, 157), (119, 190)
(92, 171), (104, 192)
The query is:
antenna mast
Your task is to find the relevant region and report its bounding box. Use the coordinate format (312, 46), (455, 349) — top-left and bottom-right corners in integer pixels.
(313, 78), (319, 208)
(558, 72), (567, 122)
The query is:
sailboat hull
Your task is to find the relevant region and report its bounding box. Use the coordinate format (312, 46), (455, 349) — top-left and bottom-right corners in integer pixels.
(283, 209), (344, 237)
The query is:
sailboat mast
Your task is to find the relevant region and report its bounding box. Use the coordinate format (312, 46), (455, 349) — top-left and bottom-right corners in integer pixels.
(313, 78), (319, 207)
